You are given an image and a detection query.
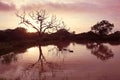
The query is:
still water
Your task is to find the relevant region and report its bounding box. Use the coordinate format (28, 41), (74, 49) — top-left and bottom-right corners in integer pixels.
(0, 42), (120, 80)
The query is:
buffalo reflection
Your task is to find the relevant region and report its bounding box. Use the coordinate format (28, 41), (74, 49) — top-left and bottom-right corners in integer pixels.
(86, 43), (114, 61)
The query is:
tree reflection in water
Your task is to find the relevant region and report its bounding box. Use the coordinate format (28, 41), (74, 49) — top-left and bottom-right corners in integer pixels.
(0, 52), (18, 64)
(0, 42), (73, 80)
(0, 42), (115, 79)
(86, 43), (114, 61)
(16, 44), (70, 80)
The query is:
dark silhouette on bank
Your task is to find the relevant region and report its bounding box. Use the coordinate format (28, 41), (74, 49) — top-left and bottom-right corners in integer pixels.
(0, 20), (120, 43)
(0, 20), (120, 57)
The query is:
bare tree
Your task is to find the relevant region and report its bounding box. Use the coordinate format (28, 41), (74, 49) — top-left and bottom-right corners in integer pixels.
(16, 9), (67, 41)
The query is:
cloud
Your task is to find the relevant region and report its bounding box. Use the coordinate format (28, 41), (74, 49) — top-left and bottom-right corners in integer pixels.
(1, 0), (120, 14)
(19, 2), (104, 13)
(19, 0), (120, 16)
(0, 1), (16, 11)
(21, 2), (98, 12)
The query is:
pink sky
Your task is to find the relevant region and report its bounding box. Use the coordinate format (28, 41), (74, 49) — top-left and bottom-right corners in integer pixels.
(0, 0), (120, 33)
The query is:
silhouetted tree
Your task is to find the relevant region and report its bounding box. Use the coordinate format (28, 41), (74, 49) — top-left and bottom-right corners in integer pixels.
(91, 20), (114, 35)
(16, 9), (67, 41)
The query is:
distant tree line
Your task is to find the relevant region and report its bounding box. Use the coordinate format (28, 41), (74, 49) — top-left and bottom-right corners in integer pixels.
(0, 27), (73, 42)
(76, 20), (120, 42)
(0, 27), (28, 42)
(0, 20), (120, 43)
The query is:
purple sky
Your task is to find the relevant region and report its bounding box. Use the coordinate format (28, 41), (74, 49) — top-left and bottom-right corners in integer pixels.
(0, 0), (120, 33)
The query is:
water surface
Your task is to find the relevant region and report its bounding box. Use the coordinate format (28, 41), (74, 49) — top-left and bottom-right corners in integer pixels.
(0, 42), (120, 80)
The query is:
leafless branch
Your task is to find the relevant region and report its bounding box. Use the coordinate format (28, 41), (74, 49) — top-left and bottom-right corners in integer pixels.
(16, 9), (67, 34)
(16, 11), (40, 32)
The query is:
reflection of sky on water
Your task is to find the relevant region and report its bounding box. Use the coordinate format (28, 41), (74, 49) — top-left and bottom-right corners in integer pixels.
(0, 43), (120, 80)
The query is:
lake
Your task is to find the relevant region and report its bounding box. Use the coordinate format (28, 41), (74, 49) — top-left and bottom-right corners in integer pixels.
(0, 42), (120, 80)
